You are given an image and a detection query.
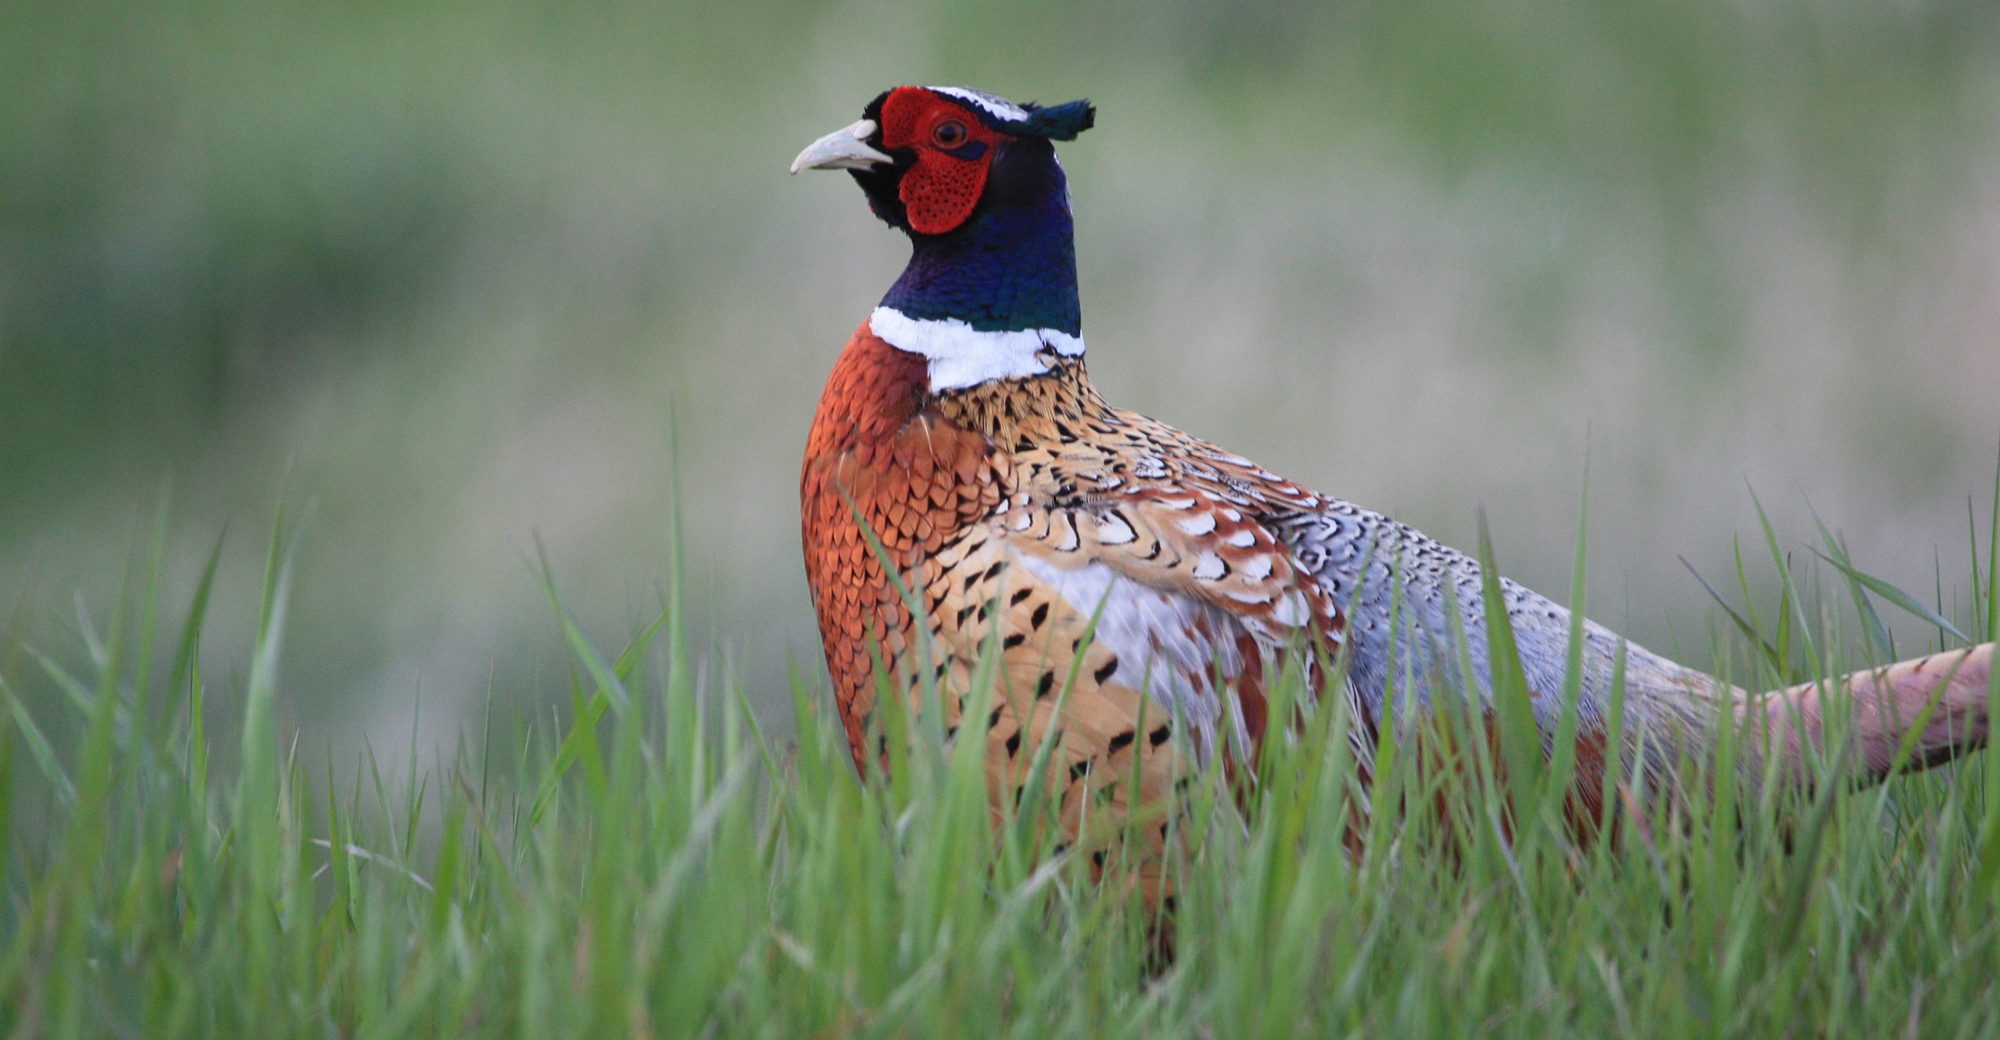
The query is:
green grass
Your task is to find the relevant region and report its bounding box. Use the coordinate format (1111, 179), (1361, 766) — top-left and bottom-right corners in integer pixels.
(3, 486), (2000, 1039)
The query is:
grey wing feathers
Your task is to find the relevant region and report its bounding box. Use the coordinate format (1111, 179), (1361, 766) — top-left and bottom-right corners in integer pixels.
(1278, 501), (1722, 745)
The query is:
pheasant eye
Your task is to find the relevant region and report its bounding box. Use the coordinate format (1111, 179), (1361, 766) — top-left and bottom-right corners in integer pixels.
(931, 121), (968, 148)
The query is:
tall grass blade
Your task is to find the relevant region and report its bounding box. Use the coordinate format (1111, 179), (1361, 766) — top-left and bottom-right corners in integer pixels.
(162, 524), (228, 742)
(1807, 503), (1899, 660)
(0, 674), (75, 802)
(237, 503), (309, 822)
(525, 544), (667, 827)
(1475, 508), (1546, 821)
(1974, 444), (2000, 900)
(1543, 461), (1590, 838)
(1806, 547), (1969, 644)
(1680, 554), (1783, 674)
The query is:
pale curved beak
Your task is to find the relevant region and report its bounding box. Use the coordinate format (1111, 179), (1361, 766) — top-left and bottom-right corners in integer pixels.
(790, 119), (893, 174)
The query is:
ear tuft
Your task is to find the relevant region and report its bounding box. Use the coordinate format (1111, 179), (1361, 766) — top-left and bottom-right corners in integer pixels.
(1019, 99), (1095, 141)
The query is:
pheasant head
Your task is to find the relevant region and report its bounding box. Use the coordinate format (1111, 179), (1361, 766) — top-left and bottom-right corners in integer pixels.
(792, 86), (1095, 391)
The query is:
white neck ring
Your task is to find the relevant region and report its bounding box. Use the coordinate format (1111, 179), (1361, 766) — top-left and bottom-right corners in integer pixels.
(869, 307), (1085, 392)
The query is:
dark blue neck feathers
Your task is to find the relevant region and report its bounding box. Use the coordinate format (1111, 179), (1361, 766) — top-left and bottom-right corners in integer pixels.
(878, 140), (1081, 336)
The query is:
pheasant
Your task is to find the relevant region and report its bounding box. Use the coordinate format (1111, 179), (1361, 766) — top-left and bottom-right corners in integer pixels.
(792, 84), (1994, 849)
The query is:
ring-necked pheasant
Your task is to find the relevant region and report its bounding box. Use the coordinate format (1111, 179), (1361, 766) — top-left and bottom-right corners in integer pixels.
(793, 85), (1993, 846)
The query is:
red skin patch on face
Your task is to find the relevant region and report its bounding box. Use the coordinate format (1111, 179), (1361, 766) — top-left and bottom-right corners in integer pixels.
(877, 86), (1012, 235)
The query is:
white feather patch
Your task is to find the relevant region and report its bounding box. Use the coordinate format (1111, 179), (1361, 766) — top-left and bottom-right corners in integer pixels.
(1175, 513), (1218, 536)
(927, 86), (1030, 122)
(1091, 511), (1136, 545)
(1011, 555), (1245, 762)
(869, 307), (1085, 392)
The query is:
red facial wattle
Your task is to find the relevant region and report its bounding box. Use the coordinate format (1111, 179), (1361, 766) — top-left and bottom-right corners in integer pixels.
(876, 87), (1011, 235)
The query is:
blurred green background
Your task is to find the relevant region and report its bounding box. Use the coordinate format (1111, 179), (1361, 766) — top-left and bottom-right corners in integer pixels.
(2, 0), (1996, 763)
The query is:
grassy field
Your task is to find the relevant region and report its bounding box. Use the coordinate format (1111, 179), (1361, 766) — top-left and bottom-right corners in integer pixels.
(3, 488), (1999, 1039)
(4, 3), (1997, 1034)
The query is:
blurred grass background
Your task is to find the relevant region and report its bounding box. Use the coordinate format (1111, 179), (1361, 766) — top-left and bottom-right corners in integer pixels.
(2, 0), (1996, 764)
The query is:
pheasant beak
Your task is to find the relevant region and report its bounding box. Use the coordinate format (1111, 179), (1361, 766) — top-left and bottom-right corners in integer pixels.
(790, 119), (894, 174)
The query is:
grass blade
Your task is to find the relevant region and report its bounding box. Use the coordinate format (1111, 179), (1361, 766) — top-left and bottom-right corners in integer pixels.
(0, 674), (75, 802)
(1807, 547), (1968, 644)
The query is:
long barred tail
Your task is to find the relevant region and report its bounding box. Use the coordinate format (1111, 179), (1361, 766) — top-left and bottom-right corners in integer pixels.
(1734, 642), (1993, 785)
(1277, 500), (1995, 792)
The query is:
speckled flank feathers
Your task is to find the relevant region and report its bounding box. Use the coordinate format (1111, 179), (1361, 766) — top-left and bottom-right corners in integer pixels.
(796, 85), (1994, 871)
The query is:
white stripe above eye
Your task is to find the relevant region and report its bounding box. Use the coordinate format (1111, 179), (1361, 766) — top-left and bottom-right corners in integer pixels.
(927, 86), (1030, 122)
(869, 306), (1085, 392)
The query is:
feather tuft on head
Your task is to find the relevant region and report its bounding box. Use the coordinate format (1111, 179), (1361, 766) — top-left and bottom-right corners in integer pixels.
(1017, 99), (1095, 141)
